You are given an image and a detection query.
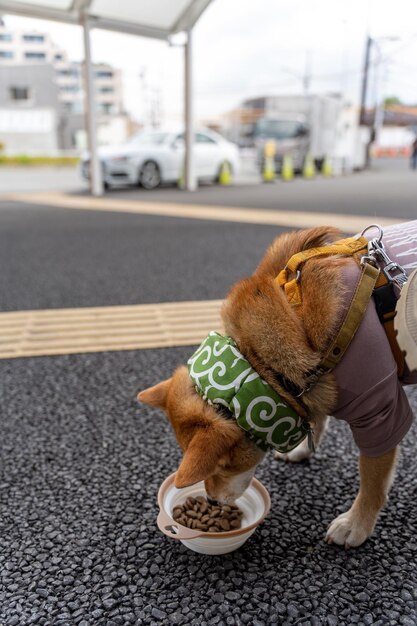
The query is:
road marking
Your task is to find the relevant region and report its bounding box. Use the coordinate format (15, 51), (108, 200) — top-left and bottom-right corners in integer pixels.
(0, 300), (223, 359)
(3, 191), (402, 233)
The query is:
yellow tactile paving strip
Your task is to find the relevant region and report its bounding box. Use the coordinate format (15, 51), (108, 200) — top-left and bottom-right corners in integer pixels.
(0, 300), (223, 359)
(4, 191), (402, 234)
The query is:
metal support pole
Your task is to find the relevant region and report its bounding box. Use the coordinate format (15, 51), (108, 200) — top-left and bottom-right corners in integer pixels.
(373, 62), (387, 141)
(359, 35), (372, 126)
(82, 15), (103, 196)
(184, 28), (196, 191)
(303, 49), (312, 96)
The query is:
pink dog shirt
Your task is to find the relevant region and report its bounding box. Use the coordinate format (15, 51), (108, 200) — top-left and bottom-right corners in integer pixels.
(332, 221), (417, 457)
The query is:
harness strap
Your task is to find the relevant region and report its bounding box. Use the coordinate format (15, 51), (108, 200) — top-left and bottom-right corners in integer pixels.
(319, 261), (380, 371)
(373, 280), (405, 379)
(276, 236), (369, 306)
(276, 233), (406, 383)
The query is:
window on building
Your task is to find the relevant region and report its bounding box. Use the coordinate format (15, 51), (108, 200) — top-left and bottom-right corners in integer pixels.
(55, 53), (63, 61)
(25, 52), (46, 60)
(60, 84), (79, 93)
(10, 86), (31, 101)
(23, 34), (45, 43)
(57, 68), (79, 78)
(0, 33), (12, 42)
(99, 103), (114, 114)
(0, 50), (13, 59)
(95, 70), (113, 79)
(99, 86), (114, 93)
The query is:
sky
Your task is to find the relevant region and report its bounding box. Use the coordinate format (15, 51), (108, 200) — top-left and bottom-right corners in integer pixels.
(4, 0), (417, 126)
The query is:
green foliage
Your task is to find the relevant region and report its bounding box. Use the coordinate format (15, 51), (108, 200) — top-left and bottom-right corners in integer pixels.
(0, 155), (80, 166)
(384, 96), (402, 106)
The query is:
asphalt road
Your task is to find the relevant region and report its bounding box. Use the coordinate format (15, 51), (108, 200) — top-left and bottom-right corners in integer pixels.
(1, 158), (416, 220)
(107, 162), (417, 220)
(0, 163), (417, 625)
(0, 201), (286, 312)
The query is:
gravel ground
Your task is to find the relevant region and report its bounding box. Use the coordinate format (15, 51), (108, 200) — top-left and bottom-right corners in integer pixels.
(0, 202), (286, 312)
(0, 348), (416, 626)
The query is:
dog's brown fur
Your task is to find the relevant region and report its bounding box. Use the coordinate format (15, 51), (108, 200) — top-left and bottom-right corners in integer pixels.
(139, 367), (264, 499)
(222, 226), (347, 421)
(139, 226), (398, 547)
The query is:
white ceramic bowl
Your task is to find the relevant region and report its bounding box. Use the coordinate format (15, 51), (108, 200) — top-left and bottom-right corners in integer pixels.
(157, 473), (271, 555)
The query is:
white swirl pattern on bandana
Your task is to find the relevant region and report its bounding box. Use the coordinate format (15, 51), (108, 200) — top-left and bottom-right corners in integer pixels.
(188, 331), (308, 453)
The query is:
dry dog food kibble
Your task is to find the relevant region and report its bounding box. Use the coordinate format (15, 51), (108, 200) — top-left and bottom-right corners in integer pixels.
(172, 496), (243, 532)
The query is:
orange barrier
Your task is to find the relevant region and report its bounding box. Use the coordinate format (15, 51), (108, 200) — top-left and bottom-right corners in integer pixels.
(372, 147), (411, 158)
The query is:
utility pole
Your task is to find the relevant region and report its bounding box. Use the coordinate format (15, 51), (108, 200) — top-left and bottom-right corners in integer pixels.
(139, 67), (148, 127)
(359, 35), (372, 125)
(373, 62), (388, 139)
(303, 50), (312, 96)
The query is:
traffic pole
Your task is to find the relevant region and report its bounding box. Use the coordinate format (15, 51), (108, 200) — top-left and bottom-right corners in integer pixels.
(262, 140), (276, 182)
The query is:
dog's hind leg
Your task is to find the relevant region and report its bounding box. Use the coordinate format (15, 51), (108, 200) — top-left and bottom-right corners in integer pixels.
(325, 446), (398, 548)
(274, 415), (329, 463)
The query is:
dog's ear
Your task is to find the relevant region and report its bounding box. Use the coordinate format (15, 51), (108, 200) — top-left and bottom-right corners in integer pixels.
(137, 379), (171, 409)
(174, 423), (241, 488)
(300, 226), (341, 251)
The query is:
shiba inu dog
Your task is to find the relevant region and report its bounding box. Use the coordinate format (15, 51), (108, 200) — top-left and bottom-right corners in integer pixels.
(140, 222), (417, 548)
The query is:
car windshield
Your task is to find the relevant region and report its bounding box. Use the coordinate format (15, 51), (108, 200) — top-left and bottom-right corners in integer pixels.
(255, 120), (302, 140)
(128, 132), (170, 145)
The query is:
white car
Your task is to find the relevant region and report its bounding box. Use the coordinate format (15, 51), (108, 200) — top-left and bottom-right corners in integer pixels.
(81, 128), (239, 190)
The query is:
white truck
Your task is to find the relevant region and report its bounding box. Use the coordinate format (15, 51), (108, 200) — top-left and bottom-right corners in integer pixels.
(231, 94), (366, 174)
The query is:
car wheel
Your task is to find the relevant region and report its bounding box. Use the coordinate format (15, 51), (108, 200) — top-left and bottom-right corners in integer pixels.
(140, 160), (161, 190)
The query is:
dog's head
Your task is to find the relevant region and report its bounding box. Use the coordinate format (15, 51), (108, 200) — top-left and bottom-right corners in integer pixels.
(139, 227), (343, 501)
(138, 365), (264, 503)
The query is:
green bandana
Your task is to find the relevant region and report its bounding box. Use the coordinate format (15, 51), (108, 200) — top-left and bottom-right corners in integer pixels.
(187, 331), (309, 453)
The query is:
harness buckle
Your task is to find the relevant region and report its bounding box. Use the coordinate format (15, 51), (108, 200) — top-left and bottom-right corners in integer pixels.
(383, 262), (408, 287)
(366, 235), (408, 289)
(360, 254), (378, 268)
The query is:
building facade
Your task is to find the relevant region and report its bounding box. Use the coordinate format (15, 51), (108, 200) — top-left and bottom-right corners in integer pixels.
(0, 24), (127, 153)
(0, 63), (60, 154)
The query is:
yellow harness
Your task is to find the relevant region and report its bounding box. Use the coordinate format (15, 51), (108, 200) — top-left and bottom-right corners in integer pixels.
(276, 236), (372, 305)
(276, 235), (405, 380)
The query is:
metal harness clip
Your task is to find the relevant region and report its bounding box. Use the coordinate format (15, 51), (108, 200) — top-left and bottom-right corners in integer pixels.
(361, 225), (408, 289)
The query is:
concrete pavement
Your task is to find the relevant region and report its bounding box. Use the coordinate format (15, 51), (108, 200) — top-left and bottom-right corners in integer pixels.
(0, 166), (82, 194)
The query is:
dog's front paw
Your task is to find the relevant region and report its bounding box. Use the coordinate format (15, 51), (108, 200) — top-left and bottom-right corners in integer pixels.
(325, 509), (374, 549)
(274, 439), (312, 463)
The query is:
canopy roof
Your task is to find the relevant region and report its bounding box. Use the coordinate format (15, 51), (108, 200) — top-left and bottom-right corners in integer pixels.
(0, 0), (213, 38)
